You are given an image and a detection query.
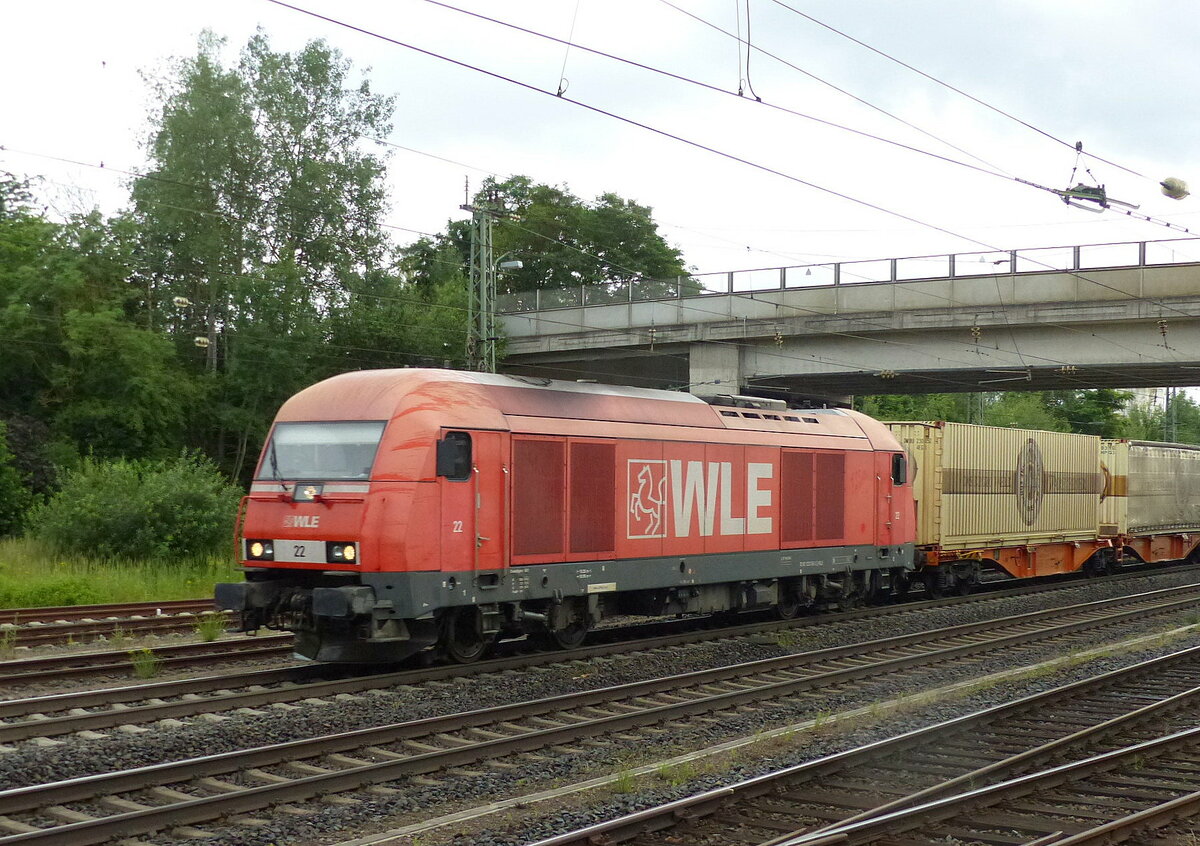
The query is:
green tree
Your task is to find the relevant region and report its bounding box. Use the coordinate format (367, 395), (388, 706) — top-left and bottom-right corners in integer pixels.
(0, 423), (34, 536)
(441, 176), (690, 306)
(855, 392), (978, 423)
(0, 179), (186, 461)
(857, 388), (1138, 436)
(1042, 389), (1133, 437)
(132, 31), (398, 478)
(981, 392), (1066, 431)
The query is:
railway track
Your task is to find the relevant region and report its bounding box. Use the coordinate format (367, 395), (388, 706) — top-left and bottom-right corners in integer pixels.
(525, 637), (1200, 846)
(0, 600), (213, 626)
(2, 579), (1198, 747)
(1, 582), (1199, 844)
(4, 572), (1200, 745)
(5, 562), (1197, 692)
(0, 601), (223, 649)
(0, 635), (296, 687)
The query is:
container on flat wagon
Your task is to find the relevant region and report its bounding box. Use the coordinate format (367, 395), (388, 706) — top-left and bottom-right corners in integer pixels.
(1100, 439), (1200, 535)
(887, 422), (1101, 549)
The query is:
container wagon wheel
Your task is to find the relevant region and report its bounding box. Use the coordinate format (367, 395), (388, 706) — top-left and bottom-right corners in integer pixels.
(922, 566), (947, 599)
(442, 606), (492, 663)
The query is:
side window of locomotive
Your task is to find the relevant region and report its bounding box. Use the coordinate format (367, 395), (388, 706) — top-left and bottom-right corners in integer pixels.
(436, 431), (472, 481)
(891, 452), (908, 486)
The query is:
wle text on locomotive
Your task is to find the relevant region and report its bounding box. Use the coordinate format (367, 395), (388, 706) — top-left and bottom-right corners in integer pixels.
(215, 369), (1200, 662)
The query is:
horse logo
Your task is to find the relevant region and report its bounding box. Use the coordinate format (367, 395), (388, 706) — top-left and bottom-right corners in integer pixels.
(628, 460), (667, 539)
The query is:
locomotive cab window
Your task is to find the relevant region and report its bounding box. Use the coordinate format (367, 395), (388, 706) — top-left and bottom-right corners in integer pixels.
(891, 452), (908, 485)
(436, 431), (472, 480)
(256, 421), (385, 481)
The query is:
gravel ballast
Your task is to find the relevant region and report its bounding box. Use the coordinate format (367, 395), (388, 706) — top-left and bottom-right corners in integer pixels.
(3, 568), (1200, 845)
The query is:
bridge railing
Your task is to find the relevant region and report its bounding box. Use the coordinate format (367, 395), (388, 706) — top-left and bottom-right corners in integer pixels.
(495, 236), (1200, 314)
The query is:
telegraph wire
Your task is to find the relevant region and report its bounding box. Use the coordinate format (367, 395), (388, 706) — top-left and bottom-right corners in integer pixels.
(8, 143), (1194, 382)
(654, 0), (1010, 176)
(265, 0), (1200, 365)
(266, 1), (1019, 254)
(402, 2), (1199, 325)
(420, 0), (1011, 183)
(767, 0), (1147, 179)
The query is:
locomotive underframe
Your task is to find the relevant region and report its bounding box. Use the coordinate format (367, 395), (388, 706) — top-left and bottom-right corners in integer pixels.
(218, 542), (916, 662)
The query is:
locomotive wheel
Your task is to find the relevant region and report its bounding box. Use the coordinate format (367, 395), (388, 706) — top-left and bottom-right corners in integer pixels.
(545, 621), (589, 650)
(777, 593), (803, 620)
(442, 607), (491, 663)
(540, 599), (589, 650)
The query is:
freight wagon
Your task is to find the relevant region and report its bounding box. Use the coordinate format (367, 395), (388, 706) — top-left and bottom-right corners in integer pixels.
(888, 422), (1200, 593)
(1100, 439), (1200, 568)
(216, 369), (916, 662)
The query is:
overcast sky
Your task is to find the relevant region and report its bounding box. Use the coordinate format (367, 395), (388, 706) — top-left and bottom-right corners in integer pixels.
(3, 0), (1199, 279)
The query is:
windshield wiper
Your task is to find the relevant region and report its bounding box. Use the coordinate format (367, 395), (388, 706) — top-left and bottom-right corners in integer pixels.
(268, 438), (290, 491)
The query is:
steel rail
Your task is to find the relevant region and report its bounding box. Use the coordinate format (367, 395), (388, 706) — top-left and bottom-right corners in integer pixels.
(0, 636), (295, 687)
(2, 615), (232, 648)
(0, 600), (212, 625)
(2, 559), (1192, 674)
(2, 580), (1198, 746)
(2, 579), (1198, 746)
(1048, 788), (1200, 844)
(777, 721), (1200, 845)
(526, 643), (1200, 846)
(1, 585), (1198, 844)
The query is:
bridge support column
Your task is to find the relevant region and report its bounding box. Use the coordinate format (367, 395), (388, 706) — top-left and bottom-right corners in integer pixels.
(689, 343), (741, 398)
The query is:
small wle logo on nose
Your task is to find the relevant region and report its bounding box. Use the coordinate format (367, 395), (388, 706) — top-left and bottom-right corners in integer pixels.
(283, 515), (321, 528)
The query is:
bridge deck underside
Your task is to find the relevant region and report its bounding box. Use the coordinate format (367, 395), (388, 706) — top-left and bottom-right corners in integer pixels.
(501, 263), (1200, 396)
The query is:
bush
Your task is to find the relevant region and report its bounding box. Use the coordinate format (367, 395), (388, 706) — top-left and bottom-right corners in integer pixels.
(27, 453), (242, 560)
(0, 576), (101, 608)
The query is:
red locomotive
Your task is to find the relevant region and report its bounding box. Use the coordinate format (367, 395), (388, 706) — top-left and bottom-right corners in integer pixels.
(216, 369), (916, 662)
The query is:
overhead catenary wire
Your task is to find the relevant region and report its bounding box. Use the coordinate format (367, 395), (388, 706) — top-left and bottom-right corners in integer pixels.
(8, 140), (1193, 388)
(7, 160), (1147, 394)
(766, 0), (1148, 180)
(420, 0), (1012, 184)
(654, 0), (1011, 177)
(269, 0), (1200, 370)
(7, 59), (1190, 386)
(655, 0), (1188, 236)
(408, 1), (1198, 316)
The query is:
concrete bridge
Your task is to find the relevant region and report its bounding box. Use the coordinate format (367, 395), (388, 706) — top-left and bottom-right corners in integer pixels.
(498, 237), (1200, 399)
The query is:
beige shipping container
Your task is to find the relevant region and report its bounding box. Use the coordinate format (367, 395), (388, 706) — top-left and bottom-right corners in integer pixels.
(888, 422), (1101, 550)
(1101, 439), (1200, 535)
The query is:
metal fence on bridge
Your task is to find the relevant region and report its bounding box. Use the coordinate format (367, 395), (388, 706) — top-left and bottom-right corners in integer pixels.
(496, 236), (1200, 314)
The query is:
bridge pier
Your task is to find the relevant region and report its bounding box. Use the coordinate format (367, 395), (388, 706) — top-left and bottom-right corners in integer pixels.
(689, 342), (741, 398)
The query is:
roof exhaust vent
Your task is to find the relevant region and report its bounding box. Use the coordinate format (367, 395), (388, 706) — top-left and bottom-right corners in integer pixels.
(709, 394), (788, 411)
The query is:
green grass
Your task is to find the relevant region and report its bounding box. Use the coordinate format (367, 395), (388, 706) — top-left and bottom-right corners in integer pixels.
(194, 612), (230, 642)
(129, 648), (163, 678)
(0, 537), (238, 608)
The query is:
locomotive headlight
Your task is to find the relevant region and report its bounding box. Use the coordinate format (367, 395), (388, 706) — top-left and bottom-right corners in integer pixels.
(245, 540), (274, 561)
(327, 542), (358, 563)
